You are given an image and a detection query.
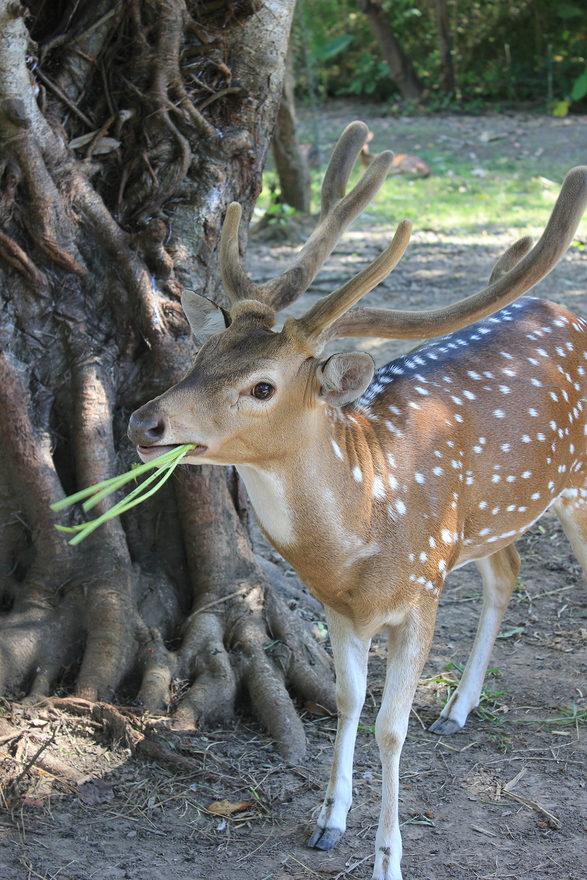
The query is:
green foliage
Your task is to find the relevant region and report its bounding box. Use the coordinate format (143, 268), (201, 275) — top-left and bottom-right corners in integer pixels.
(571, 69), (587, 101)
(262, 200), (297, 229)
(293, 0), (587, 111)
(341, 53), (390, 98)
(313, 32), (354, 62)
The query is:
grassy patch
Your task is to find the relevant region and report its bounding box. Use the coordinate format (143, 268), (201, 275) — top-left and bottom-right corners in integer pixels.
(256, 164), (567, 241)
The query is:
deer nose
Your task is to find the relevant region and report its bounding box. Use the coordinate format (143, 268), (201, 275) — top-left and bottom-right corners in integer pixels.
(128, 408), (166, 446)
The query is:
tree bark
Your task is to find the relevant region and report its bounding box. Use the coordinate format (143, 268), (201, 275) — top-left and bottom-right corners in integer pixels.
(358, 0), (424, 102)
(0, 0), (334, 763)
(272, 44), (312, 212)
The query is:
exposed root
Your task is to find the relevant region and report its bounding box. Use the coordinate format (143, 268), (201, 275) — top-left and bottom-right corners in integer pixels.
(0, 351), (74, 590)
(232, 584), (308, 762)
(75, 583), (143, 703)
(0, 601), (81, 698)
(264, 584), (336, 712)
(173, 609), (239, 727)
(0, 228), (45, 288)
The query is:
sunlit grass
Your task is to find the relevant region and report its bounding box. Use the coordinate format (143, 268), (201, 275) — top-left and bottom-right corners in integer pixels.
(256, 163), (568, 240)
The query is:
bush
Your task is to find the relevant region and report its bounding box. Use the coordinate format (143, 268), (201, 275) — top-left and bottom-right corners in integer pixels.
(292, 0), (587, 111)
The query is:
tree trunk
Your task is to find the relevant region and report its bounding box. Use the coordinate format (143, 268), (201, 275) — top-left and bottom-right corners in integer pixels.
(272, 44), (312, 212)
(0, 0), (334, 764)
(436, 0), (455, 95)
(358, 0), (424, 102)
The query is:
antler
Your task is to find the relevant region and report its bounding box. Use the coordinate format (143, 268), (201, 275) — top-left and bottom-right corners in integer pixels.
(220, 119), (585, 349)
(322, 164), (587, 342)
(219, 121), (395, 310)
(294, 219), (412, 342)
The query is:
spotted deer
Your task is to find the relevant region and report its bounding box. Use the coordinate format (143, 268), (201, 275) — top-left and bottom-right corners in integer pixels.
(128, 122), (587, 880)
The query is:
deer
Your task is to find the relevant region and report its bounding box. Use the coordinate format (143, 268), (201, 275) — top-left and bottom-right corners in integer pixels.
(360, 129), (431, 178)
(128, 122), (587, 880)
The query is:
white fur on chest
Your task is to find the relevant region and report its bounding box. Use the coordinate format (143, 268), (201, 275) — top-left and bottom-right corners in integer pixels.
(237, 465), (296, 547)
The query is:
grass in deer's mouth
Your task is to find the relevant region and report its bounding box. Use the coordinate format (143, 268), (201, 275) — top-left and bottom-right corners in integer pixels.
(51, 444), (196, 545)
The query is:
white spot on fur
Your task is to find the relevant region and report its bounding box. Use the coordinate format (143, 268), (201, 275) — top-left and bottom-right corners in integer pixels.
(331, 439), (344, 460)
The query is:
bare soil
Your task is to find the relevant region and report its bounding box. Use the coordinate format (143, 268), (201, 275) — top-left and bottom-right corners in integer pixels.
(1, 107), (586, 880)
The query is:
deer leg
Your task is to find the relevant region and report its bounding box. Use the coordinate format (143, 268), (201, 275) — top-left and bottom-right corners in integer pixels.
(372, 610), (436, 880)
(308, 607), (370, 851)
(552, 486), (587, 578)
(430, 544), (520, 735)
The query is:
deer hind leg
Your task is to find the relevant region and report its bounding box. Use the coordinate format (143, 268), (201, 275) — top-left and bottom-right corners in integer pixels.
(552, 485), (587, 579)
(430, 543), (520, 736)
(308, 607), (370, 851)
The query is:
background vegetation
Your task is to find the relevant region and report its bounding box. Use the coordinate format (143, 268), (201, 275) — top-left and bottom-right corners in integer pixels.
(293, 0), (587, 114)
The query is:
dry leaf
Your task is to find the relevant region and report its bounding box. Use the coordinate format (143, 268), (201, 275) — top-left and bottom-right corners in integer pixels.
(69, 133), (121, 154)
(207, 798), (254, 817)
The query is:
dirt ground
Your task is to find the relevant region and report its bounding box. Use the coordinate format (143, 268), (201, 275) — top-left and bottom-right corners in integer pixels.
(1, 107), (585, 880)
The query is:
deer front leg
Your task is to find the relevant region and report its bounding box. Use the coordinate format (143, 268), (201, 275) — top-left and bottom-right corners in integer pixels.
(308, 607), (370, 850)
(373, 610), (436, 880)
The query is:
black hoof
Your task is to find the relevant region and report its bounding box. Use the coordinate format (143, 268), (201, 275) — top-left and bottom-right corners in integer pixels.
(429, 715), (463, 736)
(308, 826), (343, 850)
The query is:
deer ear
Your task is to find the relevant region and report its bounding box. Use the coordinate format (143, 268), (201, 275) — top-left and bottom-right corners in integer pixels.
(181, 291), (229, 346)
(317, 352), (375, 407)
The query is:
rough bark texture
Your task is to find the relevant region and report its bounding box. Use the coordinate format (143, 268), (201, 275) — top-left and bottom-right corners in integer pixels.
(358, 0), (424, 102)
(0, 0), (334, 763)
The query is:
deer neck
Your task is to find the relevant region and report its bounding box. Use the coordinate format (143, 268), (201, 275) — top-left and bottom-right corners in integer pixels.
(236, 403), (399, 612)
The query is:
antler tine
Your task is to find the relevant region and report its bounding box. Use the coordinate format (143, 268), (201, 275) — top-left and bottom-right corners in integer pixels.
(217, 122), (395, 309)
(488, 235), (533, 283)
(295, 220), (412, 342)
(326, 165), (587, 342)
(219, 202), (259, 304)
(262, 148), (395, 311)
(320, 121), (372, 216)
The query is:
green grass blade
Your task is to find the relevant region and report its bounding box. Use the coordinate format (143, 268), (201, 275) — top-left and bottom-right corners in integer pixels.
(68, 458), (181, 545)
(82, 458), (164, 513)
(50, 477), (123, 512)
(50, 444), (195, 513)
(55, 524), (86, 534)
(52, 444), (196, 544)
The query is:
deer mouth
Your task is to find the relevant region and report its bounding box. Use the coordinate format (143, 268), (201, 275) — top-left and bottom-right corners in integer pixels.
(137, 443), (208, 460)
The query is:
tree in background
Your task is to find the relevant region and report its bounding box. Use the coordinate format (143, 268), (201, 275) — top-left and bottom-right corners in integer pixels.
(294, 0), (587, 111)
(0, 0), (334, 762)
(358, 0), (424, 101)
(435, 0), (455, 96)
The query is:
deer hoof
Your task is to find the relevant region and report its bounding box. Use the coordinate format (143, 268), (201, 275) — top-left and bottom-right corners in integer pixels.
(429, 715), (464, 736)
(308, 826), (344, 850)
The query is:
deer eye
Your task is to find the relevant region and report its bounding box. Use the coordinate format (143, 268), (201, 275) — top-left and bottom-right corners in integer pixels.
(251, 382), (275, 400)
